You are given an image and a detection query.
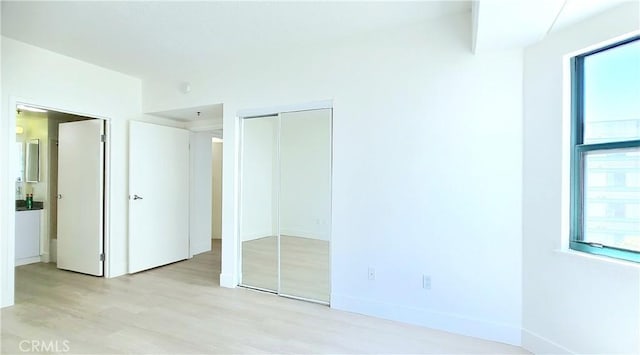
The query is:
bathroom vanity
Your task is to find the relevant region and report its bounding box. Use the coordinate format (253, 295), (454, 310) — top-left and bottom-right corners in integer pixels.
(15, 200), (43, 266)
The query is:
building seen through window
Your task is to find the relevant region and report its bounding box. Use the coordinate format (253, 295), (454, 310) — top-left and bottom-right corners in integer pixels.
(573, 38), (640, 258)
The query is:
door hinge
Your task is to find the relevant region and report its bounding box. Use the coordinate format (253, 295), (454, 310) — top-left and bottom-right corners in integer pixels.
(100, 134), (106, 142)
(100, 253), (105, 261)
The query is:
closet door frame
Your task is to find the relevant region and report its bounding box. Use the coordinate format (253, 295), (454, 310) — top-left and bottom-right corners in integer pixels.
(236, 100), (333, 304)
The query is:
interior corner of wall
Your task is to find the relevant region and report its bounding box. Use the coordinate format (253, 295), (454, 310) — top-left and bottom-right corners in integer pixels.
(471, 0), (480, 54)
(522, 328), (573, 354)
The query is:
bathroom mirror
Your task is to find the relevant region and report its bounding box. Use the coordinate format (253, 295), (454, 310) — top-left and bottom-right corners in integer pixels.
(25, 139), (40, 182)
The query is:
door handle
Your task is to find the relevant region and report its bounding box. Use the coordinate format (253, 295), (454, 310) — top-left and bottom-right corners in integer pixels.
(133, 194), (143, 200)
(57, 194), (63, 199)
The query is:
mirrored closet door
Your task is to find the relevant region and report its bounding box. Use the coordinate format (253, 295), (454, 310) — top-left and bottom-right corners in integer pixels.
(240, 115), (279, 292)
(279, 109), (331, 302)
(239, 108), (332, 304)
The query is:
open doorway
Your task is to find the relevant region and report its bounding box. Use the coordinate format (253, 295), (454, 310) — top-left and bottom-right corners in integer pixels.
(188, 131), (222, 258)
(148, 128), (223, 284)
(211, 137), (223, 249)
(150, 103), (224, 280)
(14, 103), (108, 297)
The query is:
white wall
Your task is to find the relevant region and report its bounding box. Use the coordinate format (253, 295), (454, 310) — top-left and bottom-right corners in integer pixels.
(189, 131), (215, 255)
(279, 109), (331, 241)
(0, 38), (180, 307)
(143, 12), (524, 345)
(240, 116), (277, 241)
(522, 4), (640, 354)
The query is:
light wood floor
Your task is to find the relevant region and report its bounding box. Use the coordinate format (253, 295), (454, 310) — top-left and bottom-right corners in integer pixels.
(2, 240), (528, 354)
(242, 235), (330, 302)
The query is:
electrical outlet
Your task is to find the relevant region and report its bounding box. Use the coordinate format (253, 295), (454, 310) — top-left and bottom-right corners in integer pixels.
(368, 267), (376, 280)
(422, 275), (431, 290)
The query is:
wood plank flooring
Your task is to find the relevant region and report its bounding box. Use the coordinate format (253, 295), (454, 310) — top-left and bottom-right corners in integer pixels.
(2, 240), (528, 354)
(241, 235), (330, 302)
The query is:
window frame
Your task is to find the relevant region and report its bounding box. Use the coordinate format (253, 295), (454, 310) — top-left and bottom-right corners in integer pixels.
(569, 36), (640, 263)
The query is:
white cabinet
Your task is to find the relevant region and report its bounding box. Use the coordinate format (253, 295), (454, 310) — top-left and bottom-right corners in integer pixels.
(16, 210), (41, 265)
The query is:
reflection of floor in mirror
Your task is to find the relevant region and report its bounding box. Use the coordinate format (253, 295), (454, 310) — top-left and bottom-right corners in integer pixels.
(241, 235), (330, 303)
(241, 236), (278, 291)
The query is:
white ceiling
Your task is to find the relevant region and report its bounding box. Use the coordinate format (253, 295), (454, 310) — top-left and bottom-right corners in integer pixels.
(1, 1), (470, 82)
(552, 0), (636, 32)
(473, 0), (634, 53)
(2, 1), (634, 121)
(151, 103), (223, 122)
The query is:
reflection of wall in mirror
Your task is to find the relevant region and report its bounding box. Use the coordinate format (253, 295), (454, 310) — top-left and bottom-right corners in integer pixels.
(240, 110), (332, 242)
(280, 109), (331, 241)
(241, 117), (277, 241)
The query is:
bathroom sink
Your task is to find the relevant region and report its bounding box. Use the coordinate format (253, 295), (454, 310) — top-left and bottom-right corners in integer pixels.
(15, 199), (43, 211)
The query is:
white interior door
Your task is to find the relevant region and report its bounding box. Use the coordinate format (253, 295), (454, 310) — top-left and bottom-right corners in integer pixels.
(129, 121), (189, 273)
(57, 120), (104, 276)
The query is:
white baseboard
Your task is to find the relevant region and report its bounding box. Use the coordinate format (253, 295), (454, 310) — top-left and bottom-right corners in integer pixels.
(331, 293), (521, 347)
(522, 328), (573, 354)
(15, 256), (41, 266)
(40, 253), (50, 263)
(219, 273), (237, 288)
(190, 242), (211, 257)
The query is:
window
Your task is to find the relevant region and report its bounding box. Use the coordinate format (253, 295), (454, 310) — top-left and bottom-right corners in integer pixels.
(570, 36), (640, 263)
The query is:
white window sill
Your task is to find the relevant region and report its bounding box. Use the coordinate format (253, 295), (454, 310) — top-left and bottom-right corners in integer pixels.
(554, 248), (640, 270)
